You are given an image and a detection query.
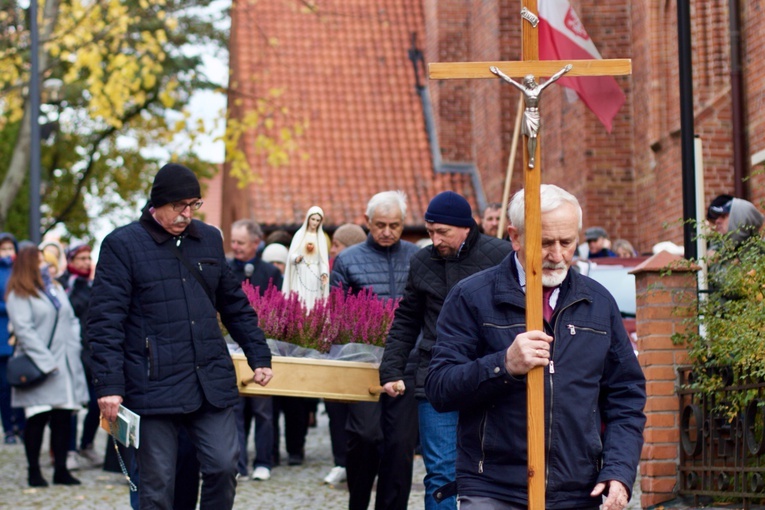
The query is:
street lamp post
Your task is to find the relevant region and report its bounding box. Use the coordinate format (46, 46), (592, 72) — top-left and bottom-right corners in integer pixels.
(29, 0), (42, 244)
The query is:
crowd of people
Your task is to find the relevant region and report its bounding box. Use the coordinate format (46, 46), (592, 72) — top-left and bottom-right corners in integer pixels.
(3, 161), (758, 509)
(0, 233), (100, 487)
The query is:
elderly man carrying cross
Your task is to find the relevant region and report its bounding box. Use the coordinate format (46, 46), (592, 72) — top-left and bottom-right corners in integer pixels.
(425, 184), (646, 510)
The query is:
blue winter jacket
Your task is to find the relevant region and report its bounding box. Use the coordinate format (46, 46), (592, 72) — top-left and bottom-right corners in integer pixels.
(88, 209), (272, 415)
(425, 254), (646, 508)
(330, 235), (419, 302)
(0, 256), (12, 357)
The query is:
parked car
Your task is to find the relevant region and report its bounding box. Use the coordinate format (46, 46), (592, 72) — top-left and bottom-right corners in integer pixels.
(577, 257), (648, 353)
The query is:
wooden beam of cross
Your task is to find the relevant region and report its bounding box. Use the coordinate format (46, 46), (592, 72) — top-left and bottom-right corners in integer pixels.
(427, 2), (631, 508)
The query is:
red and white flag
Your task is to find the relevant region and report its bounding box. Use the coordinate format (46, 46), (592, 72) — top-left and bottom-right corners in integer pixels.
(538, 0), (625, 132)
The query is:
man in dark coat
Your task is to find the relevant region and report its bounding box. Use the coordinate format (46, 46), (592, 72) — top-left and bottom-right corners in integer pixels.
(330, 190), (420, 510)
(228, 218), (282, 481)
(425, 185), (646, 510)
(89, 163), (273, 510)
(379, 191), (512, 510)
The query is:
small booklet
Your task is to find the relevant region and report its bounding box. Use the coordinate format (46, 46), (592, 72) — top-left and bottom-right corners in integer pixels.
(100, 405), (141, 449)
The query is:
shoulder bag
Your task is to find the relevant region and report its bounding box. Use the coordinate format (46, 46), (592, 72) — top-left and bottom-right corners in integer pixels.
(7, 306), (59, 388)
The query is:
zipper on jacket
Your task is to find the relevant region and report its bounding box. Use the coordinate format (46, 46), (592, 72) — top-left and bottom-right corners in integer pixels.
(545, 297), (587, 486)
(146, 337), (152, 378)
(566, 325), (607, 336)
(478, 411), (488, 474)
(482, 322), (526, 329)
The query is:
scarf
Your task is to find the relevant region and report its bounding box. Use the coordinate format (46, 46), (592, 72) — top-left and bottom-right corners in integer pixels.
(66, 263), (91, 279)
(40, 268), (62, 310)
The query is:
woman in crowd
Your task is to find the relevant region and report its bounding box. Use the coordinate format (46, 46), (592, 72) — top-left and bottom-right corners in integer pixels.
(7, 245), (88, 487)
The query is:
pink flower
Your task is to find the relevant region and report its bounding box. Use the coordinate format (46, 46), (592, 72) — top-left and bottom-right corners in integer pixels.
(243, 282), (399, 352)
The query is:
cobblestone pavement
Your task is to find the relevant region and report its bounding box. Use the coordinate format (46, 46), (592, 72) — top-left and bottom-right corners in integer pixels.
(0, 404), (426, 510)
(0, 404), (691, 510)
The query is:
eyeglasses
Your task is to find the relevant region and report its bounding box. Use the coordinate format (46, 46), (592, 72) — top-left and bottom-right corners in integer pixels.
(171, 200), (203, 212)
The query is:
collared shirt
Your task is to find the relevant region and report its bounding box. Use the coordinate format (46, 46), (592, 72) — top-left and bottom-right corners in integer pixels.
(513, 252), (560, 310)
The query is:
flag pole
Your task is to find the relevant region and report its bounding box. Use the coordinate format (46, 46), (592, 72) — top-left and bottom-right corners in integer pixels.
(498, 94), (525, 238)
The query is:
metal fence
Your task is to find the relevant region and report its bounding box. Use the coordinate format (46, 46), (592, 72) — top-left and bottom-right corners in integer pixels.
(678, 366), (765, 508)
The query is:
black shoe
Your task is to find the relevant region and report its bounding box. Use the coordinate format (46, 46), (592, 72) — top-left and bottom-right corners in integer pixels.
(28, 468), (48, 487)
(288, 454), (304, 466)
(53, 470), (81, 485)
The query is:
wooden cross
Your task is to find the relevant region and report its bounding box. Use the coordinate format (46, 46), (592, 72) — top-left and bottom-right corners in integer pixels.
(427, 2), (631, 508)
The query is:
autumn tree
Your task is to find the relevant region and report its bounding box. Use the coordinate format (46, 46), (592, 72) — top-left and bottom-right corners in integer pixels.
(0, 0), (304, 241)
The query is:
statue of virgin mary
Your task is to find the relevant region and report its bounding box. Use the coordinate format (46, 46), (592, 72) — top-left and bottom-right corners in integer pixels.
(283, 206), (330, 310)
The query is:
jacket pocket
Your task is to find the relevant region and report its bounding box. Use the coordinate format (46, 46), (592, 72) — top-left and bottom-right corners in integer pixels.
(146, 336), (159, 380)
(197, 258), (221, 294)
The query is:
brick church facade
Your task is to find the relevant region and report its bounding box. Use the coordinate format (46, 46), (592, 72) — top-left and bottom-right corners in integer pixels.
(220, 0), (765, 253)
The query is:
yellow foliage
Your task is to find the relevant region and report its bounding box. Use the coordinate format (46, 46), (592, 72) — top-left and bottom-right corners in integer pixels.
(5, 0), (172, 128)
(0, 0), (307, 189)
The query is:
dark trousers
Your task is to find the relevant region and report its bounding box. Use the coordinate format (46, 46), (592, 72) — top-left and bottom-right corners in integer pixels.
(0, 356), (25, 435)
(235, 395), (274, 473)
(325, 400), (349, 467)
(25, 410), (71, 472)
(346, 385), (418, 510)
(80, 376), (101, 449)
(69, 376), (100, 451)
(137, 403), (238, 510)
(128, 427), (201, 510)
(272, 396), (311, 462)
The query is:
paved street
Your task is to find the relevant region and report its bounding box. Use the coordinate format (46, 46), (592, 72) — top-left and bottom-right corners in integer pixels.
(0, 404), (426, 510)
(0, 404), (673, 510)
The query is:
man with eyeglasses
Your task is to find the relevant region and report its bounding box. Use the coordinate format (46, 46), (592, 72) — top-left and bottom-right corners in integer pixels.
(88, 163), (273, 510)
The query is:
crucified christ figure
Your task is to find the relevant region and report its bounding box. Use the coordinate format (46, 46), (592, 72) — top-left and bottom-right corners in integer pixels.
(490, 64), (572, 168)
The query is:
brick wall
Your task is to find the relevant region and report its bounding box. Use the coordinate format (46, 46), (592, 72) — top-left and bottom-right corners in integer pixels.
(428, 1), (765, 254)
(633, 251), (696, 508)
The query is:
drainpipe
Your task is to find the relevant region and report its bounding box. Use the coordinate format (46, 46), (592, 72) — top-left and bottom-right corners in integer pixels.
(678, 0), (697, 260)
(408, 33), (488, 213)
(729, 0), (747, 199)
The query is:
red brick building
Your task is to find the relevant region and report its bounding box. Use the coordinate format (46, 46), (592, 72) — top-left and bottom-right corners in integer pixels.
(222, 0), (765, 253)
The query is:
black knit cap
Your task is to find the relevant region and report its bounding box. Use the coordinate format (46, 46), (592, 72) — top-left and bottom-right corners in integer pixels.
(150, 163), (201, 208)
(424, 191), (475, 227)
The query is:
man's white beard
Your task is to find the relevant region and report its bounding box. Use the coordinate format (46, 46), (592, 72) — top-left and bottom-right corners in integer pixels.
(542, 262), (568, 287)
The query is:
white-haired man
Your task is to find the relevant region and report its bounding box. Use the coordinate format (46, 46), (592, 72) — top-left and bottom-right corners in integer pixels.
(331, 190), (420, 510)
(426, 184), (646, 510)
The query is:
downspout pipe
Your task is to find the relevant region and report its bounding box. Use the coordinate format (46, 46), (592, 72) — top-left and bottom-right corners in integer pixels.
(408, 34), (487, 213)
(417, 86), (487, 214)
(678, 0), (697, 260)
(729, 0), (747, 199)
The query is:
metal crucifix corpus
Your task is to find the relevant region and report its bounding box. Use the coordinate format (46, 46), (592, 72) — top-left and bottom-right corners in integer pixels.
(427, 2), (631, 508)
(490, 64), (572, 168)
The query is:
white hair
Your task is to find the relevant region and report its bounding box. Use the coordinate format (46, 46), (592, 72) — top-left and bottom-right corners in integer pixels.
(508, 184), (582, 234)
(366, 190), (407, 220)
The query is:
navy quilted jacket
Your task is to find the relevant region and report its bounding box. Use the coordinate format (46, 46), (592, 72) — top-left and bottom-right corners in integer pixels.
(88, 209), (271, 415)
(425, 254), (646, 507)
(330, 235), (419, 302)
(379, 227), (512, 398)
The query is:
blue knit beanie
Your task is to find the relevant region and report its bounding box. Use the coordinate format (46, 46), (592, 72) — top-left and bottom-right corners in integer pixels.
(424, 191), (475, 227)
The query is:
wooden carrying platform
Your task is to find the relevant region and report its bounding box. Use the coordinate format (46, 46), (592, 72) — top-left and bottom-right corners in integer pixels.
(232, 353), (381, 402)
